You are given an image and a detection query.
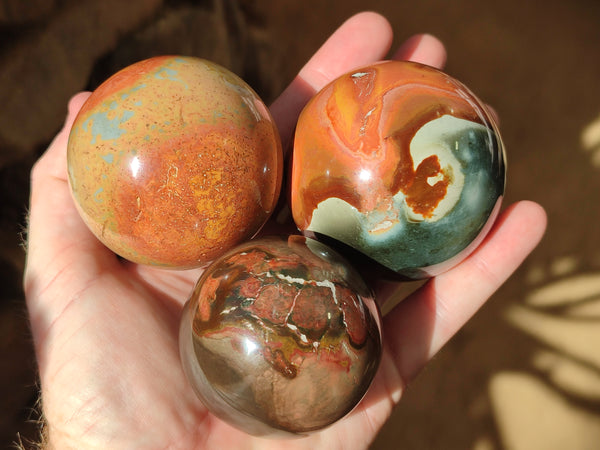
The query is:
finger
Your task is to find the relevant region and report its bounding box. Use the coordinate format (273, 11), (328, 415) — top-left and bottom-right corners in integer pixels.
(270, 11), (393, 151)
(26, 93), (94, 274)
(24, 93), (118, 331)
(296, 12), (393, 92)
(384, 200), (547, 384)
(32, 92), (91, 181)
(392, 33), (447, 69)
(26, 92), (103, 269)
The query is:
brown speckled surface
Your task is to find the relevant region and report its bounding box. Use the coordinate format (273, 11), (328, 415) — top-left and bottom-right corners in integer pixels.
(68, 56), (282, 267)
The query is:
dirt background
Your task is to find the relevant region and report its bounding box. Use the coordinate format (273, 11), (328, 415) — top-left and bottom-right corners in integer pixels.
(1, 0), (599, 448)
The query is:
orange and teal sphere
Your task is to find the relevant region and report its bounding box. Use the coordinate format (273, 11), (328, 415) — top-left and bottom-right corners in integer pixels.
(67, 56), (283, 268)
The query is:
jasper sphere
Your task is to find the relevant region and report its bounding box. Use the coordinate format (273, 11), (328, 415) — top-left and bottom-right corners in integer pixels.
(67, 56), (282, 268)
(291, 61), (505, 279)
(179, 235), (382, 436)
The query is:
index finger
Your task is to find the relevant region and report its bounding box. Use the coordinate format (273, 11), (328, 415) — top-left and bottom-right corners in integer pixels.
(270, 12), (393, 151)
(270, 14), (447, 151)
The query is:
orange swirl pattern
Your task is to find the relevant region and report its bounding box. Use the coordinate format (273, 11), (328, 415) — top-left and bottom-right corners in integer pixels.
(292, 61), (491, 229)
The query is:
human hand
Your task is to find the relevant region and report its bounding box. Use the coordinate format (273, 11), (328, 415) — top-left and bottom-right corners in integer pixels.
(23, 11), (547, 449)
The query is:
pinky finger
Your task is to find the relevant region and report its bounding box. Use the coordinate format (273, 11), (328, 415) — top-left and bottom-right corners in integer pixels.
(383, 200), (547, 384)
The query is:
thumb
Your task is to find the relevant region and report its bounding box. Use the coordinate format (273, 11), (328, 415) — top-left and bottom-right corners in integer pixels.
(24, 92), (119, 341)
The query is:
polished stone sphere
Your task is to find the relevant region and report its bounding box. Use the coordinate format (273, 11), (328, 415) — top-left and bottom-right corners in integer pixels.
(291, 61), (505, 279)
(67, 56), (282, 268)
(179, 235), (382, 436)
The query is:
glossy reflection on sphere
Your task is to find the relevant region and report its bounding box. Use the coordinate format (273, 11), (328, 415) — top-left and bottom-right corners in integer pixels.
(179, 235), (382, 436)
(67, 56), (282, 268)
(291, 61), (505, 279)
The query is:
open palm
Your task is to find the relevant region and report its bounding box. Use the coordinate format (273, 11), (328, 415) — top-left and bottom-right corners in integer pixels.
(24, 12), (546, 449)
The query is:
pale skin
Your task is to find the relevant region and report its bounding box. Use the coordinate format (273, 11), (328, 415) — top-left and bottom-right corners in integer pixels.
(24, 12), (547, 450)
